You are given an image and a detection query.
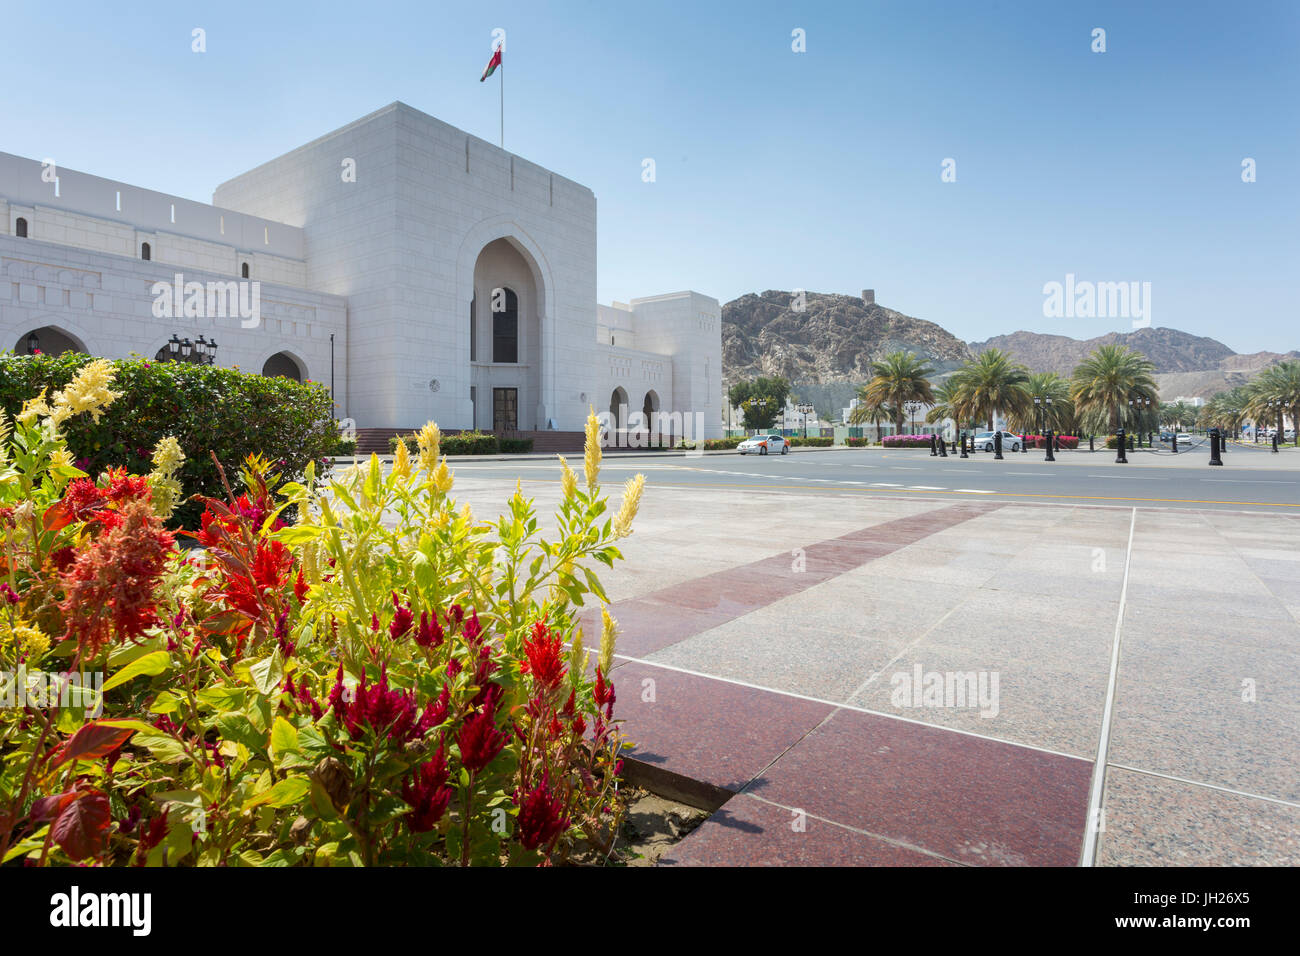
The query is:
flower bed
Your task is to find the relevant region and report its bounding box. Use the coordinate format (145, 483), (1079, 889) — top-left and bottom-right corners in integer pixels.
(882, 434), (938, 449)
(0, 363), (636, 867)
(845, 437), (875, 447)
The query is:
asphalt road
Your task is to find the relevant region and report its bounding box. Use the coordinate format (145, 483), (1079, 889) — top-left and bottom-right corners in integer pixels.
(450, 442), (1300, 513)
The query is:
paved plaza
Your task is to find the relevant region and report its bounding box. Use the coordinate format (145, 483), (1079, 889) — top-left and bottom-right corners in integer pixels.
(435, 447), (1300, 866)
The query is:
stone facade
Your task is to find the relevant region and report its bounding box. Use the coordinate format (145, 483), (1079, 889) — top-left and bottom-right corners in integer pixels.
(0, 102), (721, 439)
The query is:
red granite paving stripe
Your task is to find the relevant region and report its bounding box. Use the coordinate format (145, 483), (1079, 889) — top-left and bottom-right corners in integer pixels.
(745, 707), (1093, 867)
(659, 793), (958, 867)
(610, 661), (835, 794)
(602, 502), (1003, 657)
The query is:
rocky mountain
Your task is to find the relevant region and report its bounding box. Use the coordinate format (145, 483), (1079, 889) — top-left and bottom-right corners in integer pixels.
(722, 290), (972, 387)
(969, 328), (1238, 375)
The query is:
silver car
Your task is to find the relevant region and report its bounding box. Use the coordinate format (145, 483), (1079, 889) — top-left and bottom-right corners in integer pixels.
(738, 434), (789, 455)
(971, 431), (1022, 453)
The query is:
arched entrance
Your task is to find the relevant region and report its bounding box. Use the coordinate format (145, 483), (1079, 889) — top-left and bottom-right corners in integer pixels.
(14, 326), (87, 357)
(642, 389), (661, 444)
(262, 351), (305, 382)
(470, 238), (541, 431)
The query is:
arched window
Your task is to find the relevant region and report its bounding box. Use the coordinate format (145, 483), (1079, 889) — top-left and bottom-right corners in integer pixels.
(491, 287), (518, 364)
(610, 387), (628, 431)
(241, 262), (250, 279)
(141, 242), (151, 261)
(262, 352), (303, 382)
(15, 218), (28, 238)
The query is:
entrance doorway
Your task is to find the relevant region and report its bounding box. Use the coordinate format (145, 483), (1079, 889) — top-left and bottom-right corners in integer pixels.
(493, 387), (518, 432)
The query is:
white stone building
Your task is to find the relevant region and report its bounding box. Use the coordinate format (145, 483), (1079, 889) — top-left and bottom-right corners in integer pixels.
(0, 102), (721, 449)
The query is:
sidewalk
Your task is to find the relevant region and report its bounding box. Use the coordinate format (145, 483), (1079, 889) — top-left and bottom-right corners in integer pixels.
(443, 471), (1300, 867)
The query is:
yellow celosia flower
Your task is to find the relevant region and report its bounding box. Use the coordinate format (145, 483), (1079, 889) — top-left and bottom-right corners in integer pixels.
(599, 606), (617, 674)
(1, 618), (50, 663)
(147, 436), (186, 520)
(432, 459), (454, 494)
(583, 408), (602, 488)
(391, 438), (412, 480)
(612, 474), (645, 539)
(151, 436), (185, 475)
(568, 627), (587, 684)
(48, 359), (122, 425)
(558, 455), (578, 500)
(17, 390), (50, 426)
(48, 447), (76, 471)
(415, 423), (441, 473)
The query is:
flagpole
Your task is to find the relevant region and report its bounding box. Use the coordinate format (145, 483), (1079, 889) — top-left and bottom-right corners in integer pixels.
(499, 60), (504, 149)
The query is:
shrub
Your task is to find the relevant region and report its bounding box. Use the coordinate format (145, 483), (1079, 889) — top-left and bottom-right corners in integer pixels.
(498, 437), (534, 454)
(0, 369), (639, 867)
(393, 431), (511, 456)
(332, 435), (358, 456)
(678, 436), (744, 451)
(788, 436), (833, 447)
(0, 353), (336, 528)
(846, 437), (875, 447)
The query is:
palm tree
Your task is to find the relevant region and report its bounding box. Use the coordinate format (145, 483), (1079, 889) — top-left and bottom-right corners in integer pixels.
(847, 397), (893, 441)
(1246, 361), (1300, 445)
(1070, 344), (1158, 434)
(860, 351), (935, 436)
(1201, 387), (1249, 439)
(925, 378), (969, 429)
(949, 348), (1031, 431)
(1008, 371), (1073, 435)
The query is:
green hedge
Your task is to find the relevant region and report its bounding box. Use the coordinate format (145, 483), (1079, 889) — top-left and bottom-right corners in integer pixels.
(789, 436), (833, 447)
(846, 437), (875, 447)
(0, 352), (337, 528)
(390, 431), (534, 456)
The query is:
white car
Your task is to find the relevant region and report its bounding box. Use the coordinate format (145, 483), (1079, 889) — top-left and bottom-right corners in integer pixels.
(738, 434), (789, 455)
(1175, 433), (1193, 444)
(971, 431), (1022, 453)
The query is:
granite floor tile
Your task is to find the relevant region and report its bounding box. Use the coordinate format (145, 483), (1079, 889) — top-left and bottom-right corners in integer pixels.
(746, 707), (1093, 866)
(1096, 768), (1300, 865)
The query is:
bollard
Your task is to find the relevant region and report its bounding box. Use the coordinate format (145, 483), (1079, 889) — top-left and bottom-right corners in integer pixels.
(1045, 429), (1055, 462)
(1209, 430), (1223, 466)
(960, 432), (968, 459)
(1273, 433), (1280, 453)
(939, 436), (948, 457)
(1089, 435), (1095, 453)
(994, 430), (1004, 460)
(1022, 433), (1028, 454)
(1172, 433), (1178, 454)
(1115, 428), (1128, 464)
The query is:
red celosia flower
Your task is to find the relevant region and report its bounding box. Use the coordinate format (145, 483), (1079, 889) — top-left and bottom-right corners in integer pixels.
(103, 468), (151, 505)
(402, 743), (452, 833)
(294, 568), (309, 604)
(416, 684), (451, 734)
(514, 774), (569, 851)
(520, 622), (566, 691)
(446, 604), (464, 626)
(59, 498), (175, 658)
(457, 705), (508, 773)
(61, 479), (106, 521)
(463, 609), (482, 643)
(0, 583), (18, 604)
(593, 667), (616, 719)
(335, 666), (421, 745)
(415, 610), (443, 649)
(389, 593), (413, 641)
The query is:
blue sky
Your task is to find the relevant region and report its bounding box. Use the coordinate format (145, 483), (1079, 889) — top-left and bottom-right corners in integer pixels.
(3, 1), (1296, 352)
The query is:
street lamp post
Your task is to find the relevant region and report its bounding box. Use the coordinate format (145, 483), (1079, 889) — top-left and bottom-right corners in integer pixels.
(165, 332), (217, 366)
(1043, 396), (1055, 462)
(796, 403), (814, 439)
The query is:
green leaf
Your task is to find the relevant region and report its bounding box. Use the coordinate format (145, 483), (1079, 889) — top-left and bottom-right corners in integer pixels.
(270, 716), (299, 760)
(249, 650), (284, 696)
(132, 730), (189, 764)
(244, 776), (311, 810)
(102, 650), (170, 692)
